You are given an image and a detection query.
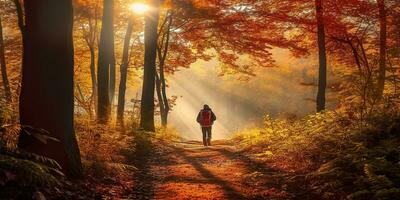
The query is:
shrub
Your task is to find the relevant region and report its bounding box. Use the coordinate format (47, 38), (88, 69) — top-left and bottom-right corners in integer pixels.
(74, 115), (135, 177)
(233, 109), (400, 199)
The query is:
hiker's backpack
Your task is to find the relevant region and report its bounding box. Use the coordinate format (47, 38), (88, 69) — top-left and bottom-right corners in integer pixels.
(200, 110), (212, 127)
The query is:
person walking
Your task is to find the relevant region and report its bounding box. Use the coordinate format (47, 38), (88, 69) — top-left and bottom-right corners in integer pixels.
(196, 104), (216, 146)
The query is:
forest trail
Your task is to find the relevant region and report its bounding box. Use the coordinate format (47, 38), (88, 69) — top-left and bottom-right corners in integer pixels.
(125, 139), (311, 200)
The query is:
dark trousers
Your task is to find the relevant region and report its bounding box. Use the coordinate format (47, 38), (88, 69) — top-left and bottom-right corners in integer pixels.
(201, 126), (212, 146)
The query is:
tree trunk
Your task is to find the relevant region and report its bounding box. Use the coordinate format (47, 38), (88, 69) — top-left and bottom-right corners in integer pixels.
(315, 0), (327, 112)
(376, 0), (387, 98)
(140, 0), (160, 131)
(97, 0), (114, 123)
(160, 77), (169, 126)
(117, 18), (134, 122)
(84, 14), (98, 117)
(13, 0), (25, 38)
(109, 49), (116, 105)
(89, 45), (97, 116)
(159, 35), (171, 126)
(155, 73), (166, 125)
(156, 14), (172, 127)
(0, 16), (12, 102)
(17, 0), (82, 177)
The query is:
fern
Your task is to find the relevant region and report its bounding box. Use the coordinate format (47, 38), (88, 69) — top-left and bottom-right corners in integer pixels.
(0, 155), (61, 186)
(234, 108), (400, 199)
(0, 123), (64, 188)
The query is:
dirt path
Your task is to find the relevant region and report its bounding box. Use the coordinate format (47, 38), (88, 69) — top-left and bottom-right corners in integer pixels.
(123, 139), (313, 200)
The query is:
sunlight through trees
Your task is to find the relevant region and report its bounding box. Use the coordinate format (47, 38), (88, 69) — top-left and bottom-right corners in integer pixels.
(0, 0), (399, 199)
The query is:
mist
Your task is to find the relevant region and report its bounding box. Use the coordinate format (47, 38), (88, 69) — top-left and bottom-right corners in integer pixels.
(168, 49), (332, 140)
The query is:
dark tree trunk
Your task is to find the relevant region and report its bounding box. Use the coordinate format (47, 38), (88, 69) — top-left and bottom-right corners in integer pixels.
(13, 0), (25, 38)
(83, 14), (98, 117)
(140, 0), (160, 131)
(160, 78), (169, 126)
(17, 0), (82, 177)
(117, 18), (134, 122)
(89, 45), (97, 115)
(155, 73), (166, 126)
(315, 0), (327, 112)
(159, 15), (172, 127)
(97, 0), (114, 123)
(377, 0), (387, 98)
(109, 49), (116, 105)
(155, 13), (172, 127)
(159, 43), (170, 127)
(0, 16), (12, 102)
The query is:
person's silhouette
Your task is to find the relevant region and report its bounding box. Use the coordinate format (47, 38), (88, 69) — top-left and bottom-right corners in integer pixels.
(196, 104), (217, 146)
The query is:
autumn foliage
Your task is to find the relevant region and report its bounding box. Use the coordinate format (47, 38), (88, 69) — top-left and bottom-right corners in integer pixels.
(0, 0), (399, 199)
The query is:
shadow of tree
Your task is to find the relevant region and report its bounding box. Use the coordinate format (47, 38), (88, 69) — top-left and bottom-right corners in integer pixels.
(123, 131), (156, 199)
(170, 145), (247, 200)
(210, 147), (277, 174)
(121, 138), (317, 200)
(210, 147), (318, 200)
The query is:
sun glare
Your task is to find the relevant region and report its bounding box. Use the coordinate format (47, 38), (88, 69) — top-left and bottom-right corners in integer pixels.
(129, 3), (150, 14)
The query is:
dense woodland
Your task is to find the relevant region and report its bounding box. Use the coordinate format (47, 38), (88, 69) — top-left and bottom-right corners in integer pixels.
(0, 0), (400, 199)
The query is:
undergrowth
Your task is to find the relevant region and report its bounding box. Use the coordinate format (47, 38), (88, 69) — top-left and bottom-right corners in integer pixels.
(75, 115), (180, 177)
(233, 106), (400, 199)
(0, 109), (181, 199)
(75, 115), (136, 177)
(0, 102), (64, 198)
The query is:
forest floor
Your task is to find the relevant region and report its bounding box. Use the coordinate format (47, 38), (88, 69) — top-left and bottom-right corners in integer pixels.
(121, 139), (318, 200)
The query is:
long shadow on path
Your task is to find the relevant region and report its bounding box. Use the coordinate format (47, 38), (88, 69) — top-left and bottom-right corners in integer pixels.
(210, 147), (277, 175)
(211, 146), (318, 200)
(170, 145), (247, 200)
(124, 131), (156, 200)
